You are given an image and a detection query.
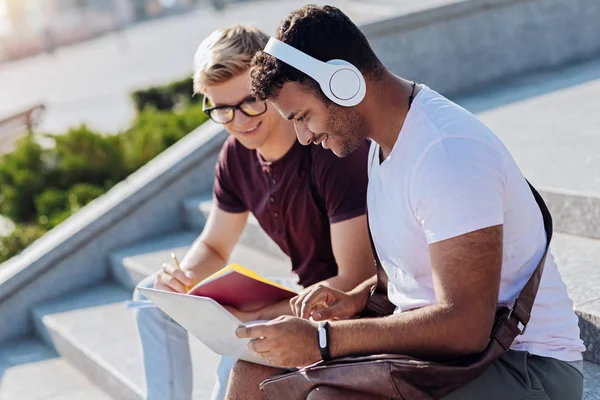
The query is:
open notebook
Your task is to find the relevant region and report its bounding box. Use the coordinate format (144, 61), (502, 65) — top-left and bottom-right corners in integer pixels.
(186, 264), (297, 310)
(137, 287), (274, 366)
(135, 264), (299, 365)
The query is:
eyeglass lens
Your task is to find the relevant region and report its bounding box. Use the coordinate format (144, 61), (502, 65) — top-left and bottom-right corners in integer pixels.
(209, 99), (267, 124)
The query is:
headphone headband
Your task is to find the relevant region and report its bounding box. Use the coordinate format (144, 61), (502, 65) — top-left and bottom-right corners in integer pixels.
(263, 37), (366, 107)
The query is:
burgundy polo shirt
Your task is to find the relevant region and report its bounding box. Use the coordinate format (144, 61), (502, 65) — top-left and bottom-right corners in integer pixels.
(213, 135), (370, 287)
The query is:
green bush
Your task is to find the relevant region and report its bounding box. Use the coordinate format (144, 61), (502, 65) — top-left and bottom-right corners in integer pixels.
(33, 183), (106, 230)
(122, 104), (208, 170)
(35, 188), (69, 221)
(0, 77), (209, 264)
(131, 76), (201, 112)
(68, 183), (106, 211)
(51, 125), (128, 189)
(0, 139), (47, 222)
(0, 224), (47, 264)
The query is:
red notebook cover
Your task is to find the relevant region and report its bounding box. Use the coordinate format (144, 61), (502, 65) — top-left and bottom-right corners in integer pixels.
(187, 267), (297, 311)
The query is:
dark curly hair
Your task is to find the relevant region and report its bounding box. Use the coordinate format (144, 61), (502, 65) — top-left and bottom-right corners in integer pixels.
(250, 5), (384, 103)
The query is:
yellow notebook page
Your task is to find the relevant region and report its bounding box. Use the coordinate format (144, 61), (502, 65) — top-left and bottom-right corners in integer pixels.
(187, 263), (297, 294)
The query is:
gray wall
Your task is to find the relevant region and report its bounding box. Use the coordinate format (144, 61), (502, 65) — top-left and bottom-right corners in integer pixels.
(0, 122), (227, 343)
(363, 0), (600, 96)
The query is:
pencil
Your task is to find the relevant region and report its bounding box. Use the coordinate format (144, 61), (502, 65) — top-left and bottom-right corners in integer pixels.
(171, 252), (190, 293)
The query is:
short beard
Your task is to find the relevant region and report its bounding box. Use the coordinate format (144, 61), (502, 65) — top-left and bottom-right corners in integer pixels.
(326, 104), (368, 157)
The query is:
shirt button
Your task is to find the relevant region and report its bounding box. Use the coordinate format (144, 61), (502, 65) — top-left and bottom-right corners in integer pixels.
(273, 212), (279, 218)
(269, 196), (275, 203)
(271, 178), (277, 185)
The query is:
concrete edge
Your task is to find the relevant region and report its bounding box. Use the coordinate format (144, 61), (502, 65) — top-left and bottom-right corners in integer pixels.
(539, 188), (600, 240)
(110, 254), (151, 291)
(40, 313), (144, 400)
(576, 299), (600, 365)
(0, 121), (227, 301)
(360, 0), (524, 38)
(182, 192), (213, 231)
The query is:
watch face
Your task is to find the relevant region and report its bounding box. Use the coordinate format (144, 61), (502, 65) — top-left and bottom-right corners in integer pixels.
(318, 322), (328, 348)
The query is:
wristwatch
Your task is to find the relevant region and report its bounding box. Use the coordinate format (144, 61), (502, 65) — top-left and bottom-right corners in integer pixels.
(317, 321), (331, 361)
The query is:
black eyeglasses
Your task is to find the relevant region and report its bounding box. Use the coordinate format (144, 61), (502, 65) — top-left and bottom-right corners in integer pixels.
(203, 95), (267, 124)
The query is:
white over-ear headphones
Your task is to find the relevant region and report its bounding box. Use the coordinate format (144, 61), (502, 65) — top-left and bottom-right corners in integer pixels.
(263, 37), (366, 107)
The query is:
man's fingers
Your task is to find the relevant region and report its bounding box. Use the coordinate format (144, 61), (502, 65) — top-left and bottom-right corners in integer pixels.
(300, 286), (331, 319)
(289, 295), (300, 315)
(236, 323), (270, 339)
(162, 263), (193, 286)
(248, 337), (271, 354)
(311, 304), (342, 321)
(164, 273), (188, 293)
(292, 289), (312, 317)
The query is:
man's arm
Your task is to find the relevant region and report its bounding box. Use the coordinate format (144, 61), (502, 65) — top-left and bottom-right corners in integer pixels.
(258, 215), (375, 321)
(238, 225), (503, 368)
(322, 214), (376, 291)
(329, 225), (503, 358)
(154, 203), (249, 292)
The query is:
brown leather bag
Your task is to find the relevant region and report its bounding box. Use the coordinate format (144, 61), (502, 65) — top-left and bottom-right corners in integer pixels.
(260, 181), (552, 400)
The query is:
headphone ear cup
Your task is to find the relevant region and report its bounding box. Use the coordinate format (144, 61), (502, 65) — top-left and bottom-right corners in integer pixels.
(325, 60), (366, 107)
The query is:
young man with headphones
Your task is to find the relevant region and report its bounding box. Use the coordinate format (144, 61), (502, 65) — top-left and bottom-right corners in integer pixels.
(228, 5), (585, 400)
(132, 24), (375, 400)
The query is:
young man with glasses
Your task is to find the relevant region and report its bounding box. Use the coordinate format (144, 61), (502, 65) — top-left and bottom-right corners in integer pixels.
(132, 24), (375, 400)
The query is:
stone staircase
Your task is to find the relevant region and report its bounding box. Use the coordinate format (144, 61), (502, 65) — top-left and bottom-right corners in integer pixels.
(1, 190), (600, 399)
(0, 192), (297, 400)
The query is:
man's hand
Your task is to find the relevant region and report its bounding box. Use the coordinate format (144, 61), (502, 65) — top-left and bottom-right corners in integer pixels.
(154, 263), (196, 293)
(290, 284), (368, 321)
(236, 316), (321, 368)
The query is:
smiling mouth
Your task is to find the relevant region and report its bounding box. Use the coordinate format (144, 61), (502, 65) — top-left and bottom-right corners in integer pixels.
(240, 121), (262, 135)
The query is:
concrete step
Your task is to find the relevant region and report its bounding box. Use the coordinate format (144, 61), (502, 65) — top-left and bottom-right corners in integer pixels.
(183, 193), (289, 260)
(455, 57), (600, 240)
(30, 283), (222, 400)
(0, 338), (113, 400)
(109, 230), (297, 292)
(553, 233), (600, 364)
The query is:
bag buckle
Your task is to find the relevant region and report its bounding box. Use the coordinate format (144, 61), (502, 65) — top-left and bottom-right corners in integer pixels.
(507, 308), (527, 335)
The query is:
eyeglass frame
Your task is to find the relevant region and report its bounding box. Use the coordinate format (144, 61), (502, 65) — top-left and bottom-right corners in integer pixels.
(202, 95), (268, 124)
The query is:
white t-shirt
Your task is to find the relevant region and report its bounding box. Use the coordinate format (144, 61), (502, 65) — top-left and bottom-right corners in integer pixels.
(367, 85), (585, 362)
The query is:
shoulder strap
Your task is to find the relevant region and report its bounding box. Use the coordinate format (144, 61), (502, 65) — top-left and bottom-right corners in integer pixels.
(366, 179), (552, 333)
(307, 147), (328, 219)
(509, 181), (553, 332)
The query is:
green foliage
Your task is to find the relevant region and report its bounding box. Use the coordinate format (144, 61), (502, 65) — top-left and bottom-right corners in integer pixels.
(122, 104), (208, 170)
(34, 183), (106, 230)
(0, 224), (47, 264)
(131, 76), (201, 112)
(0, 76), (209, 264)
(68, 183), (106, 210)
(0, 139), (47, 222)
(35, 188), (69, 221)
(51, 125), (128, 189)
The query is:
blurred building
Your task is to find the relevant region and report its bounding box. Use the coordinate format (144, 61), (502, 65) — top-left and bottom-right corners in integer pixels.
(0, 0), (199, 62)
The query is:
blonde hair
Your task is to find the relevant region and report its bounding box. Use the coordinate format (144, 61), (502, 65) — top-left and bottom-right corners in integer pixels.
(193, 24), (269, 94)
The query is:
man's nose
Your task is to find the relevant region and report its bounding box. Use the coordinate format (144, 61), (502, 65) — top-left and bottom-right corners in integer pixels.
(233, 111), (252, 127)
(294, 123), (313, 146)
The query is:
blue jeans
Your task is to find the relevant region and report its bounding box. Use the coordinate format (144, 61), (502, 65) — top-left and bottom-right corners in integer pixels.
(133, 275), (235, 400)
